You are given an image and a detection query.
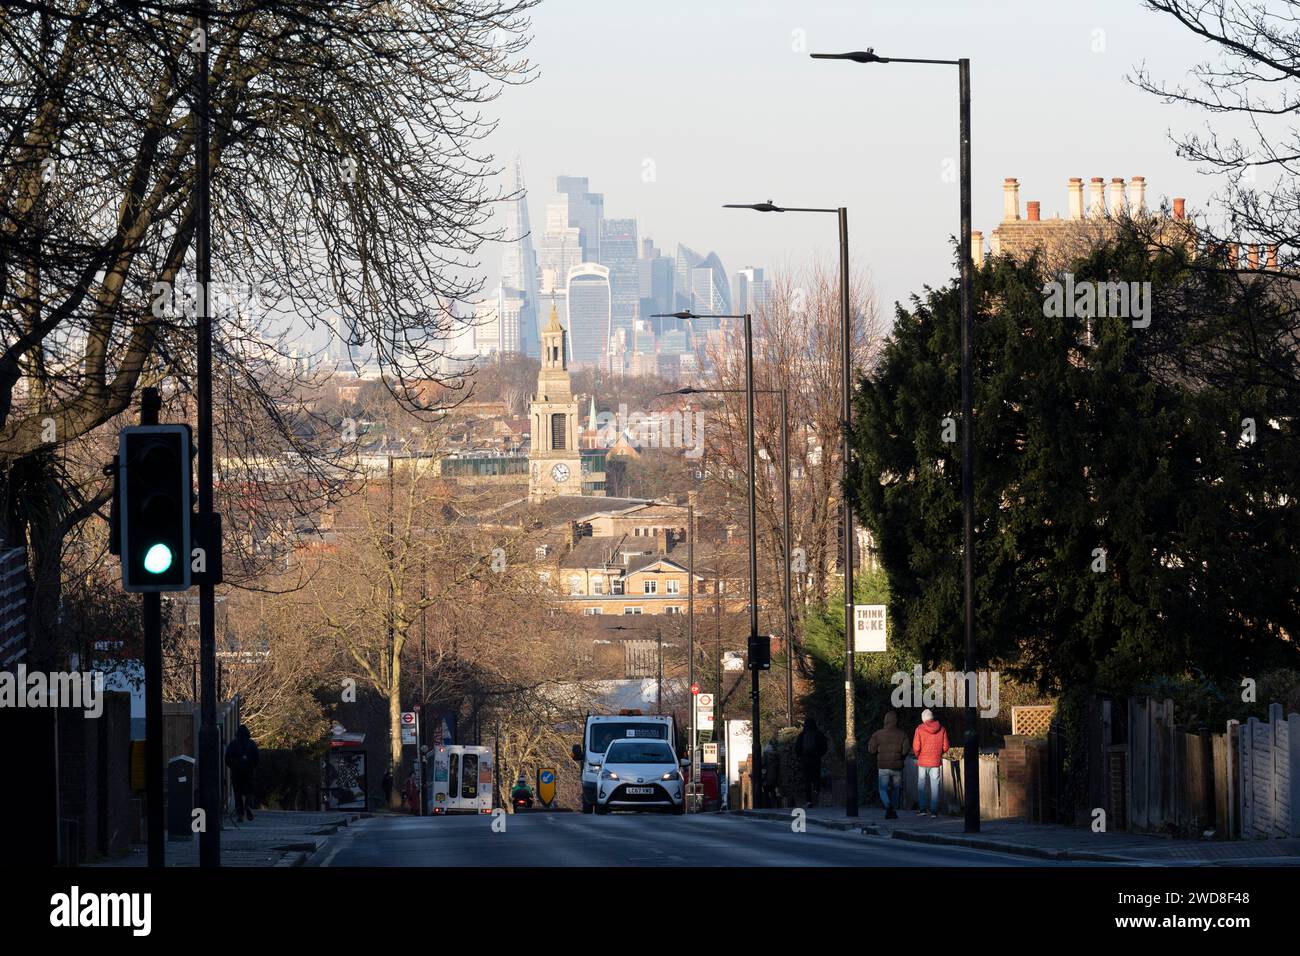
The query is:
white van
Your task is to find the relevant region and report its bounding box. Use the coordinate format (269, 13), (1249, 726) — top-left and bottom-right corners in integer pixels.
(428, 745), (494, 814)
(572, 712), (676, 813)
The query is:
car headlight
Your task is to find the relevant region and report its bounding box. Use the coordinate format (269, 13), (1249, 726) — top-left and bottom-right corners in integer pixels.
(662, 770), (680, 781)
(601, 769), (619, 780)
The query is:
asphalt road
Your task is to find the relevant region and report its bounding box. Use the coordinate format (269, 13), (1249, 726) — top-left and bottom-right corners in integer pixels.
(313, 810), (1093, 867)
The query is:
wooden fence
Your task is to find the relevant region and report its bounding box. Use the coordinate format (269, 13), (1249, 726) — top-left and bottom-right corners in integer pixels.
(1238, 703), (1300, 839)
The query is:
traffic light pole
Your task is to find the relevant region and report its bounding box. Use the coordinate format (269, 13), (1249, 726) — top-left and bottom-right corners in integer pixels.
(140, 389), (164, 868)
(196, 0), (221, 867)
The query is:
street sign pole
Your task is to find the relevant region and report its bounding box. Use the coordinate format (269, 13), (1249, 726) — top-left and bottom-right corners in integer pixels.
(140, 389), (163, 868)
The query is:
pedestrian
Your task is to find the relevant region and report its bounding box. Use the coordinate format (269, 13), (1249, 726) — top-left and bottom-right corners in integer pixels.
(761, 737), (781, 807)
(912, 708), (949, 817)
(223, 724), (260, 822)
(382, 769), (393, 807)
(794, 717), (828, 807)
(867, 710), (911, 819)
(405, 770), (418, 814)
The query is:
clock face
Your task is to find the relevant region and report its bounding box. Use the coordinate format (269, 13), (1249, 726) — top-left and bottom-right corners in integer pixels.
(551, 463), (570, 483)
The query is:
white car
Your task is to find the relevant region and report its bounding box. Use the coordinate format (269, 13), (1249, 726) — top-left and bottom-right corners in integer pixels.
(593, 738), (688, 815)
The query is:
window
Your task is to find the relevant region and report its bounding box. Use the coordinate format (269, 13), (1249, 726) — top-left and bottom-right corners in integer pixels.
(584, 607), (603, 616)
(551, 413), (566, 450)
(569, 575), (583, 595)
(643, 580), (657, 595)
(612, 579), (624, 595)
(592, 578), (605, 594)
(666, 580), (680, 595)
(623, 607), (642, 615)
(666, 606), (683, 615)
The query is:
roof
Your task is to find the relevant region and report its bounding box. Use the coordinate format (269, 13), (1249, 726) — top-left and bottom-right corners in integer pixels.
(490, 494), (650, 528)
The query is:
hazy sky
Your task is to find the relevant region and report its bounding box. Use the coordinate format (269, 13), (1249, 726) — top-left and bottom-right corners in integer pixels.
(483, 0), (1220, 317)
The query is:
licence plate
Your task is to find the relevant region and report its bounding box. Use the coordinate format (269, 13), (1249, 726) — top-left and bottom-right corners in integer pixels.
(626, 787), (654, 795)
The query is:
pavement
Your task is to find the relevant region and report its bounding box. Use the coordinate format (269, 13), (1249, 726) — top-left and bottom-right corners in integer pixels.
(90, 810), (368, 867)
(738, 804), (1300, 866)
(310, 807), (1105, 866)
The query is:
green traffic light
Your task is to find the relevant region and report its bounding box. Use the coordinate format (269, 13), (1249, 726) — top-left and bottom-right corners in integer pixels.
(144, 543), (174, 574)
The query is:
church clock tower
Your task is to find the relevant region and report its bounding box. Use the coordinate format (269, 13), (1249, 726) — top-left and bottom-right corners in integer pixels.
(528, 304), (584, 501)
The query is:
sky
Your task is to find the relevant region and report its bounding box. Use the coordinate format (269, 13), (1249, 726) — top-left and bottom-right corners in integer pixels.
(482, 0), (1222, 317)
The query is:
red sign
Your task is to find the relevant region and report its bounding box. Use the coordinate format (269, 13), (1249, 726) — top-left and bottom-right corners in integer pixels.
(690, 683), (700, 695)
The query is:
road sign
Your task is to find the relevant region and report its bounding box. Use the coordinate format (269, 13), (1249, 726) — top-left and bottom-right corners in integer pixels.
(854, 604), (887, 652)
(401, 711), (417, 745)
(695, 693), (714, 731)
(690, 683), (699, 695)
(703, 742), (718, 764)
(537, 767), (556, 807)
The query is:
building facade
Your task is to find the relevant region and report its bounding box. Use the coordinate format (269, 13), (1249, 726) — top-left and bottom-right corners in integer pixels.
(529, 305), (587, 501)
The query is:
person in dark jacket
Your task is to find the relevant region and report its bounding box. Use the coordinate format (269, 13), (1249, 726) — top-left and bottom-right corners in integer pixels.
(761, 738), (781, 807)
(794, 718), (828, 807)
(382, 769), (394, 807)
(224, 724), (260, 821)
(867, 711), (911, 819)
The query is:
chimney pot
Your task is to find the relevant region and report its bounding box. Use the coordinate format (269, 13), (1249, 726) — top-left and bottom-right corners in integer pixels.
(1172, 197), (1186, 220)
(1108, 178), (1127, 217)
(1267, 244), (1279, 269)
(971, 230), (983, 266)
(1248, 244), (1261, 270)
(1130, 176), (1147, 214)
(1089, 178), (1106, 217)
(1227, 243), (1239, 268)
(1067, 178), (1084, 220)
(1003, 178), (1021, 221)
(1026, 201), (1041, 222)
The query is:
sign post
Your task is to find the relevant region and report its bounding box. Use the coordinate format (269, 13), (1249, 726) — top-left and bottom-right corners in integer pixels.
(854, 604), (887, 653)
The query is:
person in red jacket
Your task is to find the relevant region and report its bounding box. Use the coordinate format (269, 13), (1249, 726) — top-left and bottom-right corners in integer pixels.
(912, 709), (949, 817)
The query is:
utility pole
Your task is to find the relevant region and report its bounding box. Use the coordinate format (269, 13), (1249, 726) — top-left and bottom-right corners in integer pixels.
(140, 389), (163, 868)
(195, 0), (221, 865)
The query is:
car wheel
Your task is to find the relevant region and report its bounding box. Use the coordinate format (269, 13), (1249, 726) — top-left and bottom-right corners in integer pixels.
(582, 800), (593, 814)
(594, 802), (609, 816)
(672, 802), (685, 815)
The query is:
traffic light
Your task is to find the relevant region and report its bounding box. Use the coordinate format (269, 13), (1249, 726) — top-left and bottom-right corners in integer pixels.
(118, 425), (192, 592)
(747, 634), (771, 671)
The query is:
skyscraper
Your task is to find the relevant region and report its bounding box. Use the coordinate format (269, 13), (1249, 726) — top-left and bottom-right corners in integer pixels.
(555, 176), (604, 261)
(733, 266), (771, 316)
(639, 238), (675, 334)
(674, 243), (704, 311)
(565, 262), (611, 368)
(690, 251), (730, 317)
(599, 217), (639, 343)
(500, 158), (541, 358)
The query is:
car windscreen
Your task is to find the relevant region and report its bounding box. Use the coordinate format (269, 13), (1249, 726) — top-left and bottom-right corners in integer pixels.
(589, 722), (668, 756)
(603, 741), (675, 765)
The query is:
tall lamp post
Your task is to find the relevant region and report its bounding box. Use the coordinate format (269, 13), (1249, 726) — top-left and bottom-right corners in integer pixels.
(659, 385), (795, 728)
(810, 48), (978, 832)
(721, 203), (858, 816)
(652, 310), (764, 808)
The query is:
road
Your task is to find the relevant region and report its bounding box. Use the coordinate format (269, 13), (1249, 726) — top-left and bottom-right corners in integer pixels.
(314, 810), (1094, 867)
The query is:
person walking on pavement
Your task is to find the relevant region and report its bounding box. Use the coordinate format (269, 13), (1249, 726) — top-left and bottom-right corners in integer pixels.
(912, 708), (949, 817)
(794, 717), (828, 807)
(224, 724), (260, 821)
(867, 710), (911, 819)
(382, 769), (393, 807)
(761, 737), (781, 807)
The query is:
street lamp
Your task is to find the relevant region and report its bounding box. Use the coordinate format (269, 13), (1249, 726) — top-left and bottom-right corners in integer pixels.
(722, 202), (859, 817)
(660, 385), (795, 729)
(812, 47), (979, 833)
(652, 310), (764, 809)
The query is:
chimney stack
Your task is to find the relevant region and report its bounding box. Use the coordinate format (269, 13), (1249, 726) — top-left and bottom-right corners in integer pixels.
(1003, 178), (1021, 221)
(1172, 197), (1186, 221)
(1026, 201), (1041, 222)
(1108, 178), (1127, 216)
(1248, 244), (1260, 270)
(1067, 178), (1084, 220)
(1130, 176), (1147, 213)
(1227, 243), (1239, 269)
(1268, 244), (1279, 269)
(1089, 178), (1106, 217)
(971, 230), (983, 266)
